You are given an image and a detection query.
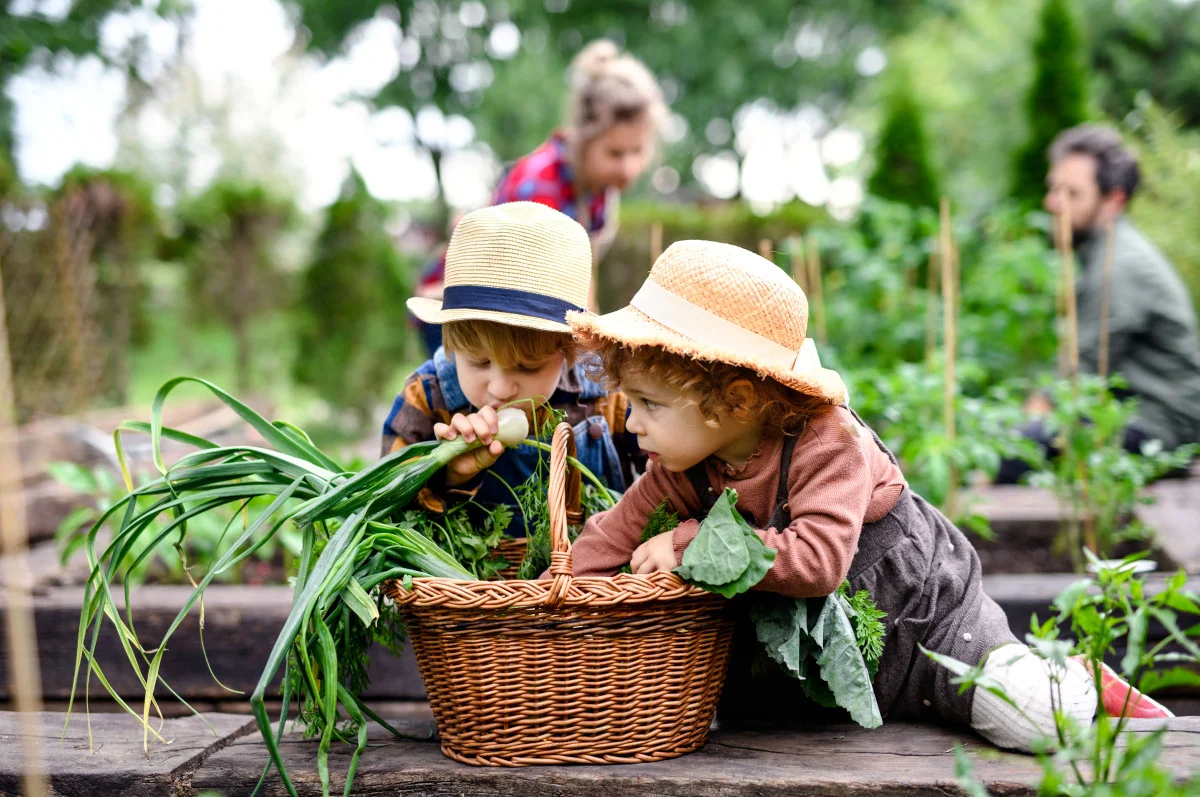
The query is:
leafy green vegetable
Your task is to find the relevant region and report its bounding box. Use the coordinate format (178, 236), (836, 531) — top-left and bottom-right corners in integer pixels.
(750, 594), (814, 676)
(618, 499), (681, 574)
(844, 584), (887, 671)
(750, 587), (886, 729)
(811, 591), (883, 728)
(674, 489), (776, 598)
(513, 459), (554, 580)
(512, 425), (617, 579)
(514, 483), (613, 579)
(642, 499), (680, 544)
(671, 490), (884, 727)
(70, 379), (619, 797)
(399, 501), (512, 580)
(675, 490), (751, 584)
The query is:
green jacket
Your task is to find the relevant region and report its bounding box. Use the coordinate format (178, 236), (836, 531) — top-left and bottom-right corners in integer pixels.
(1076, 217), (1200, 449)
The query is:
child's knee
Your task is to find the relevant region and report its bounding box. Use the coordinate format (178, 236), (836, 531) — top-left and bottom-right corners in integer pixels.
(968, 643), (1095, 752)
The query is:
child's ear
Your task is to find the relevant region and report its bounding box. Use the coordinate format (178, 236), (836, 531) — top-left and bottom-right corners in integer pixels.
(725, 378), (759, 421)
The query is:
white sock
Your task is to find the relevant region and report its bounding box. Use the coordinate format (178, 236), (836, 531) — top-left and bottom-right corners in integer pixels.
(969, 643), (1095, 752)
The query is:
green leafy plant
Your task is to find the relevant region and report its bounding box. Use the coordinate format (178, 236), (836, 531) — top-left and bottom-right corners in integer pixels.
(68, 377), (533, 797)
(674, 488), (777, 599)
(927, 549), (1200, 795)
(506, 405), (619, 580)
(847, 361), (1039, 533)
(641, 499), (681, 543)
(397, 501), (512, 581)
(673, 489), (885, 728)
(1026, 376), (1196, 568)
(750, 584), (885, 729)
(814, 198), (1059, 389)
(49, 461), (303, 585)
(69, 378), (624, 797)
(617, 499), (680, 575)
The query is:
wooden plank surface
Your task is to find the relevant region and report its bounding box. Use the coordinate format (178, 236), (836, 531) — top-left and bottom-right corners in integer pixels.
(0, 711), (254, 797)
(190, 715), (1200, 797)
(3, 713), (1199, 795)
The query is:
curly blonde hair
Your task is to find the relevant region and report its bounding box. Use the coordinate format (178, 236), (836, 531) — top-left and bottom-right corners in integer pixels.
(585, 339), (828, 436)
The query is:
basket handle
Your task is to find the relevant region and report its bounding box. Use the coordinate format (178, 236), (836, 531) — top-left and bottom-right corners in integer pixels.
(545, 422), (575, 605)
(564, 424), (583, 525)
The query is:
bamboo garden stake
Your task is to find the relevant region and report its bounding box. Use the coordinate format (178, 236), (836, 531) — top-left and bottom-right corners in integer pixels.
(1055, 202), (1080, 381)
(1098, 221), (1116, 378)
(939, 198), (959, 519)
(789, 237), (809, 294)
(0, 250), (48, 797)
(1053, 197), (1098, 553)
(650, 222), (663, 264)
(805, 234), (827, 344)
(925, 247), (940, 366)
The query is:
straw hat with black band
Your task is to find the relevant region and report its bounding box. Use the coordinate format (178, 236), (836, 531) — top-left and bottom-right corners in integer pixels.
(568, 239), (848, 405)
(406, 201), (591, 333)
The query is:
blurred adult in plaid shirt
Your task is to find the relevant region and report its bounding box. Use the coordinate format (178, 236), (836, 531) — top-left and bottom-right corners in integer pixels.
(413, 39), (665, 354)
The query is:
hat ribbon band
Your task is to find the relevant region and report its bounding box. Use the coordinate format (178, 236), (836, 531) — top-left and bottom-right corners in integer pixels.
(629, 279), (824, 376)
(441, 285), (585, 324)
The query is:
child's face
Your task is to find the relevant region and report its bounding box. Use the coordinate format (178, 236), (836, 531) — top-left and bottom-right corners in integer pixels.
(620, 371), (761, 472)
(455, 348), (565, 410)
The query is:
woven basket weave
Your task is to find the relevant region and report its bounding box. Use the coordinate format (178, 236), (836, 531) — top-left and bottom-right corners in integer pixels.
(386, 423), (734, 766)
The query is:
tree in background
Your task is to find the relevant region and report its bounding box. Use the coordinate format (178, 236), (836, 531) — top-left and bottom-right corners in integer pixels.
(0, 1), (182, 161)
(292, 171), (414, 428)
(55, 168), (160, 404)
(468, 45), (568, 167)
(1011, 0), (1090, 207)
(287, 0), (929, 211)
(866, 65), (940, 208)
(1125, 100), (1200, 314)
(887, 0), (1200, 216)
(0, 166), (160, 416)
(172, 180), (295, 393)
(1083, 0), (1200, 129)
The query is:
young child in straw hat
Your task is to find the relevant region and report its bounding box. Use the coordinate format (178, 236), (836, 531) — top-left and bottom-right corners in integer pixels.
(566, 239), (1170, 751)
(382, 201), (639, 532)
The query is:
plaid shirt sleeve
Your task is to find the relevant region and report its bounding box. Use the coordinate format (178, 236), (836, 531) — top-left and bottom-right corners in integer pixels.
(492, 136), (608, 231)
(494, 149), (570, 212)
(380, 364), (452, 457)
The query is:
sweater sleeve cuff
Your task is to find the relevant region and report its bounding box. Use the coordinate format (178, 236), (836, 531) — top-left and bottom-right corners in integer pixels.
(671, 519), (702, 566)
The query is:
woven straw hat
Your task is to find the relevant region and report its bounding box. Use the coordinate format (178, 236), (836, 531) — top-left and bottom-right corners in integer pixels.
(407, 201), (591, 333)
(569, 240), (847, 404)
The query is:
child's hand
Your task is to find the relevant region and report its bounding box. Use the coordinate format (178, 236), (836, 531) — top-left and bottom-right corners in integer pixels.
(630, 531), (679, 575)
(434, 407), (505, 486)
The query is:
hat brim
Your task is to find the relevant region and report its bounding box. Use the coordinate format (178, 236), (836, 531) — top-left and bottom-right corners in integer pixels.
(407, 296), (573, 333)
(569, 306), (848, 405)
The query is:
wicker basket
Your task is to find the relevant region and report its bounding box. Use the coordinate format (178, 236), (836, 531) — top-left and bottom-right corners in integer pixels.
(386, 422), (734, 766)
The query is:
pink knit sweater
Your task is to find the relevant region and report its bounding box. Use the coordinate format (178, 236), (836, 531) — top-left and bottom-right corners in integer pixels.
(569, 405), (907, 597)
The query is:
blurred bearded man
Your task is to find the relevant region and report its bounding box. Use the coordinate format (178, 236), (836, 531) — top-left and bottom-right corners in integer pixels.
(996, 124), (1200, 483)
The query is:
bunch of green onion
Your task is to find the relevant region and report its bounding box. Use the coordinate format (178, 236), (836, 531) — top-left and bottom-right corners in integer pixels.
(67, 377), (530, 797)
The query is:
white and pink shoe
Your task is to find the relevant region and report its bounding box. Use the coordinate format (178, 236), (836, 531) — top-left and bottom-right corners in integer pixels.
(1091, 661), (1175, 719)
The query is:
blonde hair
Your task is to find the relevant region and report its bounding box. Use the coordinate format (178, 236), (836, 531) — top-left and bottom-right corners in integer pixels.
(443, 319), (576, 368)
(584, 339), (826, 437)
(567, 40), (666, 148)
